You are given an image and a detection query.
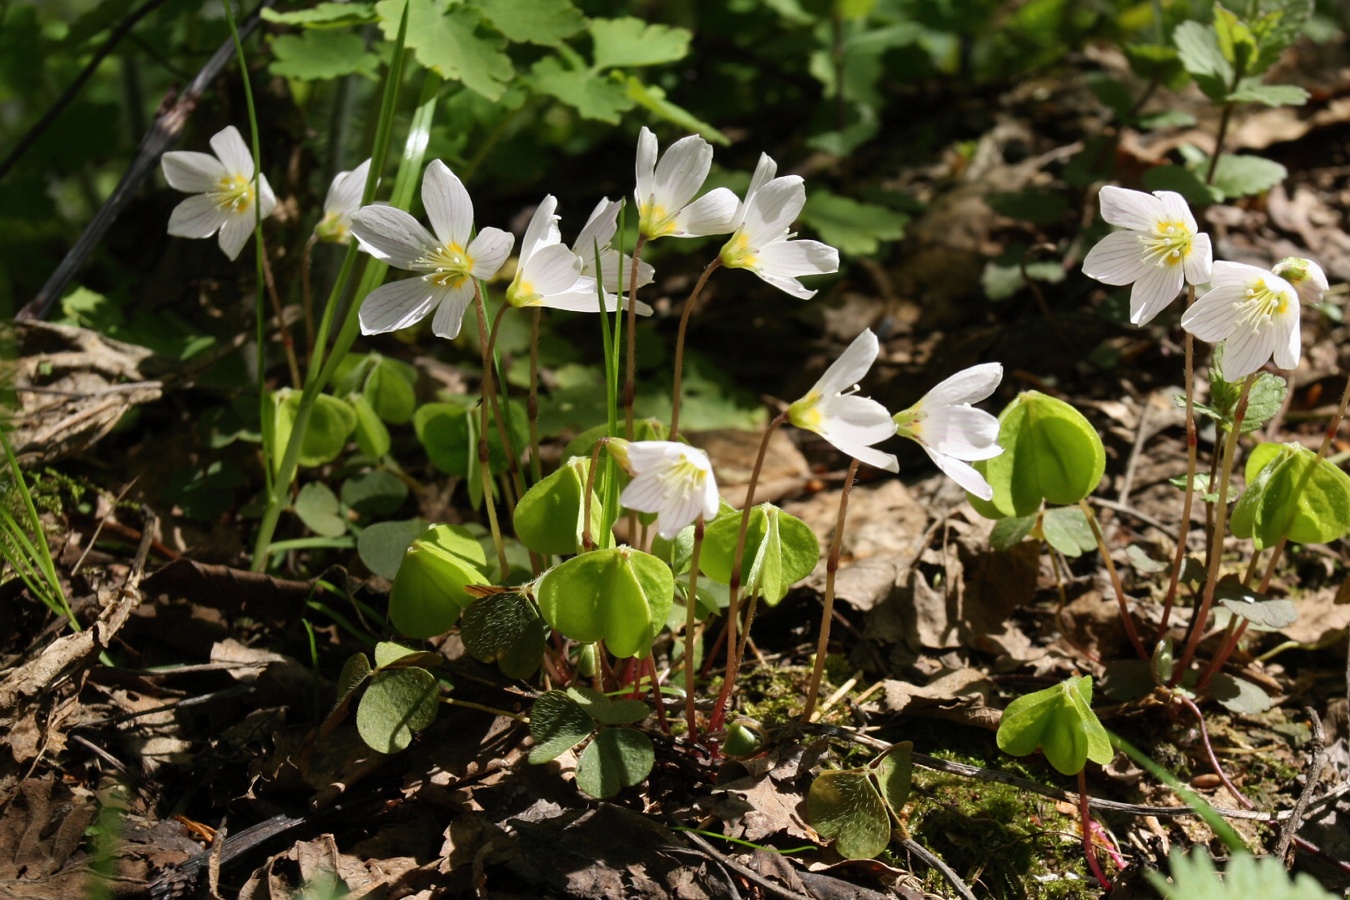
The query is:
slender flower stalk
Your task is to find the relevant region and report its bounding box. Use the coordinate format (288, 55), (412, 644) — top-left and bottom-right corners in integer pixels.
(472, 286), (510, 578)
(802, 459), (859, 722)
(685, 516), (706, 736)
(669, 258), (721, 441)
(1158, 286), (1200, 638)
(162, 125), (277, 261)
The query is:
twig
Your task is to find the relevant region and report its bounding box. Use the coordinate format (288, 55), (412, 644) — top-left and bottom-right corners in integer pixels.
(1273, 708), (1328, 863)
(19, 0), (277, 321)
(1117, 398), (1151, 505)
(900, 837), (977, 900)
(677, 827), (814, 900)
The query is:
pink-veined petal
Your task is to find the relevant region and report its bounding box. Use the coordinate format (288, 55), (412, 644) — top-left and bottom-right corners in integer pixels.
(359, 277), (439, 334)
(573, 198), (618, 261)
(1082, 231), (1150, 286)
(520, 243), (583, 297)
(1211, 260), (1264, 288)
(210, 126), (254, 178)
(167, 194), (228, 239)
(920, 404), (1002, 461)
(811, 330), (879, 397)
(652, 133), (713, 211)
(673, 187), (739, 237)
(1129, 262), (1184, 325)
(468, 226), (514, 280)
(1097, 185), (1161, 231)
(1273, 309), (1301, 371)
(217, 212), (255, 261)
(635, 128), (658, 207)
(1184, 233), (1213, 286)
(925, 447), (995, 500)
(658, 490), (703, 540)
(519, 195), (560, 266)
(920, 362), (1003, 408)
(1220, 325), (1271, 380)
(350, 205), (436, 269)
(162, 151), (226, 193)
(422, 160), (473, 248)
(701, 470), (721, 520)
(430, 281), (476, 340)
(1180, 285), (1245, 342)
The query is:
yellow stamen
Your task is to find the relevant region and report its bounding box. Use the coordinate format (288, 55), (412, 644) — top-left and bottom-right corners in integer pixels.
(1139, 219), (1193, 268)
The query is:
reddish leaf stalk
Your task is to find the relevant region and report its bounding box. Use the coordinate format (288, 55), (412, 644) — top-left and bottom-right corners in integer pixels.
(802, 458), (859, 721)
(669, 258), (722, 442)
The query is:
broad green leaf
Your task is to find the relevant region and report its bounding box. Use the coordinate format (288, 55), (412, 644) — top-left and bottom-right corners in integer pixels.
(475, 0), (584, 45)
(388, 525), (490, 638)
(356, 667), (439, 753)
(996, 675), (1111, 776)
(1201, 370), (1286, 435)
(874, 743), (913, 816)
(537, 548), (674, 658)
(970, 392), (1105, 518)
(528, 690), (594, 763)
(1173, 20), (1231, 100)
(262, 3), (377, 27)
(807, 770), (891, 860)
(1141, 165), (1220, 205)
(364, 357), (417, 424)
(270, 390), (358, 472)
(1214, 576), (1297, 630)
(358, 517), (429, 579)
(1213, 4), (1257, 73)
(1226, 80), (1309, 107)
(698, 504), (819, 606)
(1151, 848), (1336, 900)
(341, 469), (408, 517)
(1231, 442), (1350, 548)
(1209, 153), (1287, 200)
(373, 641), (442, 668)
(1041, 506), (1096, 558)
(378, 0), (513, 99)
(800, 191), (908, 257)
(270, 30), (379, 80)
(590, 17), (691, 70)
(325, 652), (372, 729)
(530, 57), (631, 122)
(460, 590), (549, 679)
(294, 482), (347, 537)
(513, 457), (603, 556)
(1209, 672), (1273, 714)
(565, 686), (649, 726)
(414, 399), (528, 477)
(1123, 43), (1185, 86)
(350, 393), (392, 459)
(575, 727), (654, 799)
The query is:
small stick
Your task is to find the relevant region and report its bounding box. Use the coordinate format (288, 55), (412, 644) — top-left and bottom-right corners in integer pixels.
(901, 837), (978, 900)
(1273, 708), (1327, 864)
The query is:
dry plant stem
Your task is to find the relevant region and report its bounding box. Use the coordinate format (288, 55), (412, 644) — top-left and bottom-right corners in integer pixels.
(668, 258), (721, 441)
(471, 287), (509, 578)
(259, 250), (302, 389)
(443, 697), (527, 722)
(709, 409), (789, 733)
(1197, 618), (1246, 691)
(803, 459), (859, 721)
(685, 516), (705, 736)
(622, 235), (648, 442)
(1081, 500), (1148, 660)
(1173, 375), (1255, 683)
(1078, 769), (1111, 891)
(1276, 710), (1328, 861)
(1177, 692), (1251, 810)
(528, 308), (543, 484)
(1159, 290), (1200, 636)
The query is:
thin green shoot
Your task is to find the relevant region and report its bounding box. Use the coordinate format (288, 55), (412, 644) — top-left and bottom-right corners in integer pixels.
(0, 431), (75, 629)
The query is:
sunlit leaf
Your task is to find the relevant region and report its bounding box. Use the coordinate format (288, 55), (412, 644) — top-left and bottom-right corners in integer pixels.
(537, 547), (674, 657)
(996, 675), (1111, 776)
(356, 667), (439, 753)
(807, 770), (891, 860)
(461, 590), (548, 679)
(698, 504), (819, 605)
(528, 690), (593, 763)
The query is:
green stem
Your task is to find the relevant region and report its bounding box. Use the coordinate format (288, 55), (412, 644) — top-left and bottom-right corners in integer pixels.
(473, 285), (510, 580)
(622, 236), (648, 442)
(528, 308), (543, 485)
(1158, 286), (1199, 637)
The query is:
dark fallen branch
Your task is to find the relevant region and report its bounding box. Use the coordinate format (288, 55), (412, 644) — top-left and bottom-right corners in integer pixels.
(17, 0), (276, 323)
(1273, 707), (1328, 862)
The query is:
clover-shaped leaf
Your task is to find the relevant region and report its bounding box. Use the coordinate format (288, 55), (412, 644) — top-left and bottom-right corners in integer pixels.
(513, 457), (603, 556)
(996, 675), (1111, 776)
(356, 667), (439, 754)
(1231, 442), (1350, 549)
(461, 590), (549, 679)
(537, 547), (673, 658)
(575, 727), (654, 799)
(388, 524), (490, 639)
(698, 503), (819, 605)
(808, 770), (892, 860)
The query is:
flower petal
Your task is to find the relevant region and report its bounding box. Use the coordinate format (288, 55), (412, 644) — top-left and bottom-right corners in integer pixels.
(1128, 262), (1184, 325)
(920, 404), (1002, 460)
(522, 243), (583, 296)
(752, 270), (816, 300)
(673, 187), (739, 237)
(635, 127), (658, 207)
(921, 362), (1003, 408)
(167, 194), (228, 239)
(430, 282), (475, 339)
(924, 447), (995, 500)
(1156, 190), (1197, 232)
(815, 394), (897, 450)
(811, 330), (879, 398)
(350, 206), (437, 269)
(1082, 231), (1150, 286)
(1210, 260), (1265, 288)
(422, 160), (473, 248)
(256, 174), (278, 219)
(741, 176), (805, 242)
(359, 278), (439, 334)
(217, 211), (255, 261)
(520, 195), (560, 266)
(1184, 233), (1213, 286)
(1273, 308), (1301, 371)
(468, 227), (514, 280)
(210, 126), (254, 178)
(1180, 285), (1244, 342)
(1220, 325), (1270, 380)
(755, 239), (839, 279)
(326, 159), (373, 216)
(652, 133), (713, 211)
(162, 151), (226, 193)
(1097, 185), (1161, 231)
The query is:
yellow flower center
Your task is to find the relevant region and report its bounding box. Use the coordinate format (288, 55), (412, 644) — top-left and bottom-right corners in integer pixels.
(418, 242), (474, 289)
(213, 173), (255, 214)
(1234, 278), (1291, 334)
(892, 406), (926, 442)
(315, 211), (350, 244)
(639, 200), (677, 239)
(720, 231), (757, 270)
(1139, 219), (1193, 267)
(787, 394), (823, 432)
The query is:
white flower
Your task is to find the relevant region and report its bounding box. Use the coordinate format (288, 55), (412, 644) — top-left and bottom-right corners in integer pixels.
(719, 153), (838, 299)
(786, 329), (899, 473)
(161, 125), (277, 261)
(349, 160), (513, 339)
(1082, 185), (1213, 326)
(893, 363), (1004, 500)
(618, 441), (721, 540)
(573, 198), (655, 297)
(1180, 261), (1300, 379)
(315, 159), (373, 244)
(1272, 257), (1328, 308)
(635, 127), (738, 240)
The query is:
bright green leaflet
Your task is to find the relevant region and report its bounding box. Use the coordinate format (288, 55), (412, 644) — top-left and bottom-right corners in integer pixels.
(388, 525), (490, 638)
(356, 667), (439, 753)
(1230, 442), (1350, 548)
(697, 504), (820, 605)
(536, 547), (674, 658)
(513, 457), (603, 556)
(996, 675), (1111, 776)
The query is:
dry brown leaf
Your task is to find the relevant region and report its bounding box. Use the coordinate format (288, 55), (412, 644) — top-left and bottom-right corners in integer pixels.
(702, 772), (812, 844)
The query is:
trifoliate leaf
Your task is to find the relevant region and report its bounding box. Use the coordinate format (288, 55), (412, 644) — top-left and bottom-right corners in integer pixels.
(269, 390), (358, 472)
(530, 56), (631, 123)
(1231, 442), (1350, 548)
(379, 0), (513, 100)
(800, 191), (908, 256)
(270, 30), (378, 80)
(1209, 672), (1273, 714)
(1041, 505), (1096, 558)
(698, 504), (819, 606)
(575, 727), (654, 799)
(590, 17), (691, 69)
(461, 590), (548, 679)
(388, 524), (490, 638)
(537, 547), (674, 658)
(513, 457), (603, 556)
(807, 770), (892, 860)
(996, 675), (1111, 776)
(565, 685), (649, 726)
(528, 690), (593, 763)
